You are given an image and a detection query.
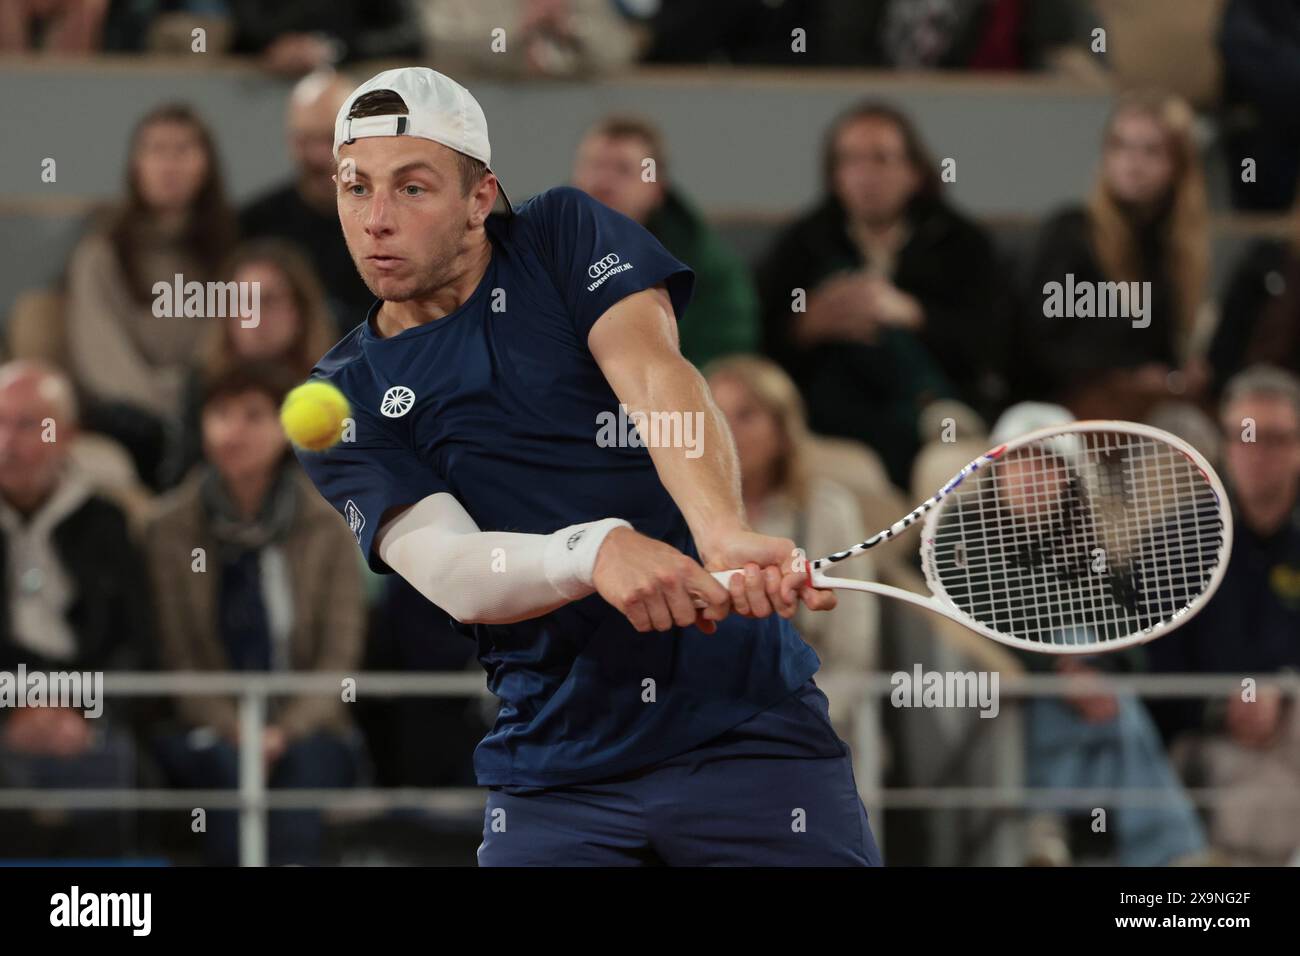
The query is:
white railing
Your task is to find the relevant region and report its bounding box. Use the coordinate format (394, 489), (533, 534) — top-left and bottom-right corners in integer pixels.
(3, 671), (1297, 865)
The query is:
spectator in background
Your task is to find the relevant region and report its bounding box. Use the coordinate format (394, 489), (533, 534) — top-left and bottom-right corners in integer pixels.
(1147, 365), (1300, 863)
(1218, 0), (1300, 212)
(416, 0), (651, 78)
(1212, 198), (1300, 395)
(171, 239), (339, 483)
(572, 116), (759, 368)
(757, 101), (1001, 487)
(981, 402), (1207, 867)
(1018, 92), (1210, 421)
(241, 70), (374, 333)
(0, 0), (108, 52)
(146, 363), (364, 865)
(645, 0), (1088, 70)
(644, 0), (816, 65)
(823, 0), (1090, 71)
(0, 361), (151, 857)
(65, 103), (236, 492)
(704, 355), (878, 736)
(225, 0), (421, 75)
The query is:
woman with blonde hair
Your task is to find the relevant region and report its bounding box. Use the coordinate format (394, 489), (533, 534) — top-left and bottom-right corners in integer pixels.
(167, 239), (339, 486)
(194, 239), (338, 383)
(1018, 91), (1211, 420)
(704, 354), (879, 733)
(66, 102), (237, 489)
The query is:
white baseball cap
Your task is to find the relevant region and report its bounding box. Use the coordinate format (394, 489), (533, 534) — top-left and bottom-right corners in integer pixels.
(333, 67), (512, 213)
(991, 401), (1082, 459)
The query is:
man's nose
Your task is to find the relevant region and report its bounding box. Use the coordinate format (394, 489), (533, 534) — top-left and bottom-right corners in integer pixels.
(364, 194), (394, 236)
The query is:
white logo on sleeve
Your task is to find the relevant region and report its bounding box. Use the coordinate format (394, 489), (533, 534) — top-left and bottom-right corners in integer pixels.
(344, 499), (365, 542)
(586, 252), (632, 291)
(380, 385), (416, 418)
(588, 253), (620, 278)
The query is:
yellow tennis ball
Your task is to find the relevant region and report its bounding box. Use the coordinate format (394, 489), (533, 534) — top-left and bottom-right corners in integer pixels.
(281, 380), (350, 452)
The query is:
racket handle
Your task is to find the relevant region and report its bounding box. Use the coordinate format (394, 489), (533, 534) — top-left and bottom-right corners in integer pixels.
(709, 568), (821, 587)
(694, 567), (823, 609)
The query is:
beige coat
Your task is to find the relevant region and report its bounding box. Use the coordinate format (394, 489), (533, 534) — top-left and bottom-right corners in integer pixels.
(144, 467), (364, 741)
(751, 476), (880, 730)
(65, 229), (207, 420)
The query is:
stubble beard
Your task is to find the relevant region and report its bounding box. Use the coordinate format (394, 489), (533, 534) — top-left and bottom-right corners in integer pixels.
(351, 227), (468, 303)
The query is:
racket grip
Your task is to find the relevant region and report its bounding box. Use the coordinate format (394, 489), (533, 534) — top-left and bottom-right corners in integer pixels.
(710, 568), (819, 587)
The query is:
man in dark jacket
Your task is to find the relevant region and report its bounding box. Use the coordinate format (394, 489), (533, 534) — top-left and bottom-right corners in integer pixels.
(0, 360), (152, 856)
(1147, 365), (1300, 742)
(240, 70), (375, 333)
(756, 101), (1005, 486)
(572, 115), (760, 369)
(1218, 0), (1300, 211)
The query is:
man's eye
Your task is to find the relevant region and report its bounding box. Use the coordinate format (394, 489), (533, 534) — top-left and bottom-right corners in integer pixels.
(403, 185), (424, 196)
(348, 184), (366, 196)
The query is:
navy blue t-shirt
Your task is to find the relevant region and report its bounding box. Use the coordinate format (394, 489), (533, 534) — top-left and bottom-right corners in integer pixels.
(295, 186), (819, 787)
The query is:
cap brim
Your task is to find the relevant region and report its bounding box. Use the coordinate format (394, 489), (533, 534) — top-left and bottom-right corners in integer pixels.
(492, 172), (515, 217)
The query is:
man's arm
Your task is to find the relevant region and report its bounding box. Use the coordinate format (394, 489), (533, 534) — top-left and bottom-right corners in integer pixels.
(588, 284), (835, 617)
(375, 492), (733, 633)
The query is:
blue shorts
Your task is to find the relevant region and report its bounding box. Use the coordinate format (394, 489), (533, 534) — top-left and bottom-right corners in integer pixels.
(478, 680), (882, 866)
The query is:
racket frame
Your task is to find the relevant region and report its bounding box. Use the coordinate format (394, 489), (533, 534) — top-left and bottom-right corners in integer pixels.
(800, 420), (1232, 655)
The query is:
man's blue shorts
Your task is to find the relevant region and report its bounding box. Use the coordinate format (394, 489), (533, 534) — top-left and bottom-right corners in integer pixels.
(478, 679), (883, 866)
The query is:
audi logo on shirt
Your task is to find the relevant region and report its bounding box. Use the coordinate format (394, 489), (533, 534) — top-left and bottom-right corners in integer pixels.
(588, 253), (621, 278)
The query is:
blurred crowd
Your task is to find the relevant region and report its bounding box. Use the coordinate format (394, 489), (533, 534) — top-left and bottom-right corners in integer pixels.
(2, 0), (1093, 72)
(1, 2), (1299, 867)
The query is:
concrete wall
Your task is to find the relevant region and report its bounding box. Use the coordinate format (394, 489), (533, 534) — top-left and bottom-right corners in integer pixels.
(0, 59), (1124, 320)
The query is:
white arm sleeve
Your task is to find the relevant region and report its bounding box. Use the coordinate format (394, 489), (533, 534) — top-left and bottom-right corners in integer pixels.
(375, 492), (631, 625)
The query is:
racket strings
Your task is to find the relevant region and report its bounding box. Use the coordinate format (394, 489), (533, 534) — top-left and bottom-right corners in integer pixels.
(930, 431), (1225, 648)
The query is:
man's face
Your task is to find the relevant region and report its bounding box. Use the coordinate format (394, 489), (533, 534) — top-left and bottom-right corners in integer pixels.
(336, 136), (483, 302)
(831, 117), (921, 226)
(0, 377), (70, 509)
(572, 133), (663, 224)
(1222, 395), (1300, 515)
(289, 83), (349, 207)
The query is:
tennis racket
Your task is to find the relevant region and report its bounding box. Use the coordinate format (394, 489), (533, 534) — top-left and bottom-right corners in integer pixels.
(712, 421), (1232, 655)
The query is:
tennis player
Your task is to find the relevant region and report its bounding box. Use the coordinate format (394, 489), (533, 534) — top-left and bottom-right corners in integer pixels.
(296, 67), (882, 866)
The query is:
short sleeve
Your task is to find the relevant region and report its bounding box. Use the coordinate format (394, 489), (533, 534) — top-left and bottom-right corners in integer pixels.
(294, 422), (448, 574)
(528, 186), (695, 342)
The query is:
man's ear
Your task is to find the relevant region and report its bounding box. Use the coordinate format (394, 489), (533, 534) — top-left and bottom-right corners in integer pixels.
(469, 174), (498, 227)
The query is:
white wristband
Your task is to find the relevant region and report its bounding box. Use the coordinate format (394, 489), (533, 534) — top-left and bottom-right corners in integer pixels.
(543, 518), (633, 599)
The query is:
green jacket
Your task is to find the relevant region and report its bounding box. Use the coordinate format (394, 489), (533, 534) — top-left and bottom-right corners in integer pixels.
(646, 189), (759, 368)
